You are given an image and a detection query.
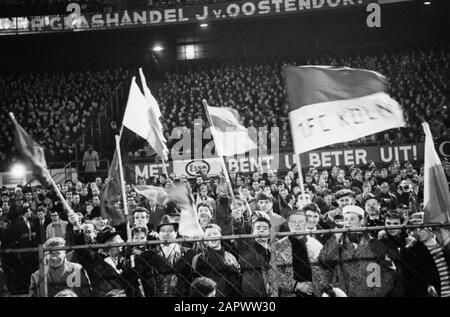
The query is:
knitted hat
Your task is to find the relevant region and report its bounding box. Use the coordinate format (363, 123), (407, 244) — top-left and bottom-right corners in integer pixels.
(342, 205), (365, 218)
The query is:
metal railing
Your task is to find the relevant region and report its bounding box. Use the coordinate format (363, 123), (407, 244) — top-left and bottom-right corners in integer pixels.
(2, 222), (449, 297)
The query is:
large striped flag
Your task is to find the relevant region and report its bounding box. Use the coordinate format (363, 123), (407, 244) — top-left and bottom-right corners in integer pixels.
(101, 151), (126, 225)
(9, 113), (52, 186)
(283, 65), (406, 153)
(422, 122), (450, 224)
(205, 105), (257, 157)
(133, 185), (168, 206)
(167, 183), (204, 238)
(122, 77), (169, 161)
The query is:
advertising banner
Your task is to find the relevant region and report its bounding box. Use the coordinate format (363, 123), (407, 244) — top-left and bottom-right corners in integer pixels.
(0, 0), (370, 34)
(124, 142), (424, 181)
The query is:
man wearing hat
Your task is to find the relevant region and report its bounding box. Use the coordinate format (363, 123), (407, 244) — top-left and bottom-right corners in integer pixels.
(319, 205), (397, 297)
(135, 215), (197, 297)
(324, 189), (356, 227)
(362, 193), (384, 232)
(29, 237), (91, 297)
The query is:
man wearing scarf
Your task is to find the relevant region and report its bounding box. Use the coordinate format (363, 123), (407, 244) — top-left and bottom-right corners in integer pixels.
(29, 237), (91, 297)
(192, 224), (241, 297)
(135, 215), (196, 297)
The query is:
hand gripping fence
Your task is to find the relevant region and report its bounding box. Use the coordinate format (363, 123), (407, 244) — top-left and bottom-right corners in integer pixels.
(1, 223), (450, 297)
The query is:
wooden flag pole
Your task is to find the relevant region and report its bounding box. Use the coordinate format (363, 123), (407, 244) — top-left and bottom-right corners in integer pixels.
(9, 112), (75, 217)
(115, 135), (131, 242)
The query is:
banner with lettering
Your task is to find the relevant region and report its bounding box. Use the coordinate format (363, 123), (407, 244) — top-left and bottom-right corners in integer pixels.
(0, 0), (370, 34)
(124, 142), (424, 181)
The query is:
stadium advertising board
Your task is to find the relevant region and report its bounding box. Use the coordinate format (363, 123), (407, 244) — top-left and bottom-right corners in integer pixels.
(0, 0), (370, 34)
(125, 142), (424, 180)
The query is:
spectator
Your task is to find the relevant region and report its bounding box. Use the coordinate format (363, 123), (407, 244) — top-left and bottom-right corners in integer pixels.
(82, 144), (100, 183)
(46, 210), (68, 241)
(189, 277), (217, 297)
(192, 224), (241, 297)
(29, 237), (91, 297)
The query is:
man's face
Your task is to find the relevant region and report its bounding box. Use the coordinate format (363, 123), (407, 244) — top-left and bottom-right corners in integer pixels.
(285, 176), (291, 185)
(196, 177), (203, 185)
(133, 232), (147, 243)
(61, 185), (68, 193)
(83, 224), (97, 243)
(259, 180), (266, 188)
(1, 195), (8, 203)
(92, 217), (108, 231)
(92, 188), (100, 196)
(253, 221), (270, 244)
(76, 182), (83, 191)
(257, 199), (272, 213)
(2, 202), (10, 213)
(288, 214), (307, 233)
(355, 173), (363, 181)
(344, 212), (363, 228)
(277, 184), (285, 193)
(264, 187), (272, 197)
(252, 173), (259, 181)
(236, 177), (243, 186)
(381, 169), (388, 178)
(81, 188), (88, 196)
(66, 182), (73, 190)
(337, 196), (354, 210)
(293, 186), (301, 195)
(48, 250), (66, 268)
(385, 218), (402, 236)
(95, 178), (102, 187)
(343, 179), (351, 188)
(25, 192), (32, 201)
(205, 227), (221, 250)
(200, 187), (208, 198)
(73, 195), (80, 204)
(109, 235), (124, 257)
(159, 225), (177, 241)
(198, 206), (212, 222)
(231, 201), (245, 221)
(365, 199), (380, 218)
(306, 210), (320, 229)
(280, 189), (289, 200)
(65, 192), (73, 202)
(37, 211), (45, 221)
(50, 212), (60, 223)
(380, 183), (389, 194)
(133, 212), (149, 228)
(92, 196), (100, 206)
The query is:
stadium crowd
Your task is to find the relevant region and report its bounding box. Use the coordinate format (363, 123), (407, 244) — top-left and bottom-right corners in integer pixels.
(1, 154), (450, 297)
(0, 46), (449, 163)
(0, 67), (132, 168)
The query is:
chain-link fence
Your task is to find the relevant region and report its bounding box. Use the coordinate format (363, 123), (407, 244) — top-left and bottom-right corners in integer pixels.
(1, 223), (450, 297)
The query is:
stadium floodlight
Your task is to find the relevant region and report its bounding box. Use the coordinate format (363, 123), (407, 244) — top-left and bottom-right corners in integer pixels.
(424, 1), (431, 4)
(152, 45), (163, 52)
(200, 23), (208, 28)
(11, 163), (26, 178)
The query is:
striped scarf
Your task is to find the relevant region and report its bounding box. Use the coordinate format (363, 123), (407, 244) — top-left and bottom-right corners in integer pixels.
(425, 243), (450, 297)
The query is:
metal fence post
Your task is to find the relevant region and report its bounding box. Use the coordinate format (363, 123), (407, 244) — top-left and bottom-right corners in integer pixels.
(38, 244), (48, 297)
(269, 230), (279, 297)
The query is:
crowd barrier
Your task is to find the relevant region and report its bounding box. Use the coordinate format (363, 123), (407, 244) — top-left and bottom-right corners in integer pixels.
(1, 223), (450, 297)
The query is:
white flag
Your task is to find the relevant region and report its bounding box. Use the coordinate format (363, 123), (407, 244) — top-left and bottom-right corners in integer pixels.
(122, 77), (169, 161)
(206, 105), (257, 157)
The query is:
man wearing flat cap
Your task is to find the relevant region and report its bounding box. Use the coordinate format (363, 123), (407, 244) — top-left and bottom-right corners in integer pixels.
(29, 237), (91, 297)
(324, 189), (356, 227)
(319, 205), (397, 297)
